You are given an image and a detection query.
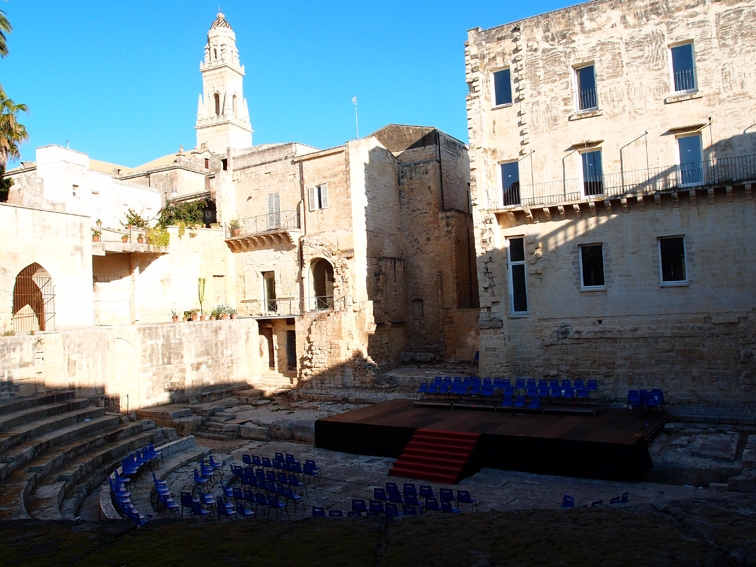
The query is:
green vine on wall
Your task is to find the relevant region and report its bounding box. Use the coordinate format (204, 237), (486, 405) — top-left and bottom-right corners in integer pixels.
(156, 198), (211, 232)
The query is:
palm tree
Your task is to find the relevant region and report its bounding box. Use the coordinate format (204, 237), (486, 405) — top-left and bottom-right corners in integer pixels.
(0, 9), (11, 58)
(0, 85), (29, 167)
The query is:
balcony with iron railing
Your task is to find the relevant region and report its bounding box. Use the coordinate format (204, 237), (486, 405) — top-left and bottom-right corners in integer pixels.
(244, 295), (347, 318)
(490, 153), (756, 211)
(225, 209), (301, 250)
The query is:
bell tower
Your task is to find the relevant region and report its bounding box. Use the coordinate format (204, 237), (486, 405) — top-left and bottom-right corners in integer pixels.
(195, 12), (253, 154)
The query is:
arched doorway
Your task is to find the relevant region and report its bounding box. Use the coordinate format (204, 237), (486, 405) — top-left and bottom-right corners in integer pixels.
(310, 258), (334, 311)
(13, 263), (55, 333)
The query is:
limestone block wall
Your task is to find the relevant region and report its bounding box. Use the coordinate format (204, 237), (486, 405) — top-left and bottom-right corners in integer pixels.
(477, 190), (755, 408)
(92, 227), (232, 325)
(233, 146), (303, 223)
(0, 204), (94, 332)
(466, 0), (756, 209)
(300, 148), (351, 237)
(236, 244), (299, 317)
(0, 319), (260, 408)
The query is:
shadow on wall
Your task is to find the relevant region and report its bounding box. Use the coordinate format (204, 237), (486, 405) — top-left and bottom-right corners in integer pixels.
(475, 142), (756, 409)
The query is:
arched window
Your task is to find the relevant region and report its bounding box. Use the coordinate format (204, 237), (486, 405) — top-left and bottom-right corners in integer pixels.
(310, 259), (334, 311)
(13, 263), (55, 332)
(214, 93), (221, 116)
(232, 94), (238, 118)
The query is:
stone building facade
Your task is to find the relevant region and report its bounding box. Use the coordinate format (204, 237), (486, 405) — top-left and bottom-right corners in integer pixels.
(465, 0), (756, 408)
(0, 12), (479, 404)
(222, 125), (478, 387)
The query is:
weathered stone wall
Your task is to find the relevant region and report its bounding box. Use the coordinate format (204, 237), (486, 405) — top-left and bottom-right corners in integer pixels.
(0, 319), (260, 408)
(0, 204), (94, 332)
(466, 0), (756, 408)
(476, 189), (755, 407)
(466, 0), (756, 209)
(92, 227), (232, 325)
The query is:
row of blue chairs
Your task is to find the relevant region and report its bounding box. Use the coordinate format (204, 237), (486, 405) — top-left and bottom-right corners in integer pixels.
(241, 453), (321, 481)
(230, 465), (308, 494)
(311, 483), (478, 518)
(561, 492), (628, 508)
(627, 389), (665, 413)
(419, 377), (599, 406)
(118, 443), (163, 482)
(109, 475), (149, 526)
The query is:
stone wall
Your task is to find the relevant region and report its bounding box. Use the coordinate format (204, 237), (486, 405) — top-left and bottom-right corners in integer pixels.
(476, 189), (755, 408)
(0, 204), (94, 332)
(0, 318), (260, 408)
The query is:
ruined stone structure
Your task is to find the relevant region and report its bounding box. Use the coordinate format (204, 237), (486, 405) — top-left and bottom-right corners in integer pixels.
(466, 0), (756, 408)
(221, 125), (478, 387)
(0, 12), (479, 405)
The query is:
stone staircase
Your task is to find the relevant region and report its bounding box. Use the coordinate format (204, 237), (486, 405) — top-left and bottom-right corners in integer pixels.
(0, 389), (178, 521)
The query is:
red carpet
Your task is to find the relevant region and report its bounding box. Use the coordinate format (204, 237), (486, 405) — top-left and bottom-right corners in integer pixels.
(388, 428), (480, 484)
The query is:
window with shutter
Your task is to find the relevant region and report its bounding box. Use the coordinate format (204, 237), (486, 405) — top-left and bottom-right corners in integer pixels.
(267, 193), (281, 228)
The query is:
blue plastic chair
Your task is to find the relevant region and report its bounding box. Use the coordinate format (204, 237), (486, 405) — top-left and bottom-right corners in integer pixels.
(561, 495), (574, 508)
(351, 498), (368, 516)
(312, 506), (326, 517)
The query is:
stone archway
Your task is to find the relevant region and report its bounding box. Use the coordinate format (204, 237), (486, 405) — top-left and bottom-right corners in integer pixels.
(12, 263), (55, 333)
(309, 258), (334, 311)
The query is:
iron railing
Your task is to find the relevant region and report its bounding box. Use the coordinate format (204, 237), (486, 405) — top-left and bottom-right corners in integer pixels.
(490, 153), (756, 210)
(11, 264), (56, 333)
(578, 87), (598, 111)
(229, 210), (300, 238)
(256, 298), (300, 317)
(673, 69), (696, 92)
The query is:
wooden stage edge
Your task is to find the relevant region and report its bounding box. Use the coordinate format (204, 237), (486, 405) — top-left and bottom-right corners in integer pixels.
(315, 398), (669, 482)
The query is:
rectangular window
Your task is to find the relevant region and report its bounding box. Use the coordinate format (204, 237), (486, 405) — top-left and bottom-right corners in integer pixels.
(581, 150), (604, 196)
(677, 134), (703, 186)
(500, 162), (520, 206)
(493, 69), (512, 106)
(262, 271), (277, 312)
(575, 65), (597, 111)
(308, 183), (328, 211)
(580, 244), (605, 288)
(267, 193), (281, 228)
(659, 237), (687, 284)
(671, 43), (696, 92)
(507, 237), (528, 315)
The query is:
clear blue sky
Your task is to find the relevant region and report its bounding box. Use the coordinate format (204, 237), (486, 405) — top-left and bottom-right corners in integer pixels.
(2, 0), (578, 167)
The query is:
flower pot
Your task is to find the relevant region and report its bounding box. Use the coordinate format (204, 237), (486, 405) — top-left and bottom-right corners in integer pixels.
(121, 235), (129, 243)
(221, 313), (229, 320)
(191, 313), (198, 321)
(210, 315), (216, 321)
(172, 315), (179, 323)
(92, 235), (100, 243)
(230, 228), (241, 237)
(137, 237), (144, 244)
(200, 314), (207, 321)
(182, 317), (188, 322)
(230, 313), (237, 320)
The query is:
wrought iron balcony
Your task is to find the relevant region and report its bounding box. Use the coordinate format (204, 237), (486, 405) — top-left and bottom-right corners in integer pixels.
(226, 210), (301, 250)
(488, 153), (756, 211)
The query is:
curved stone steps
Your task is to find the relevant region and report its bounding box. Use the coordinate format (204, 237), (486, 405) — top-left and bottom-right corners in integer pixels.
(0, 414), (122, 520)
(0, 390), (77, 419)
(30, 426), (176, 521)
(0, 405), (106, 457)
(0, 396), (98, 433)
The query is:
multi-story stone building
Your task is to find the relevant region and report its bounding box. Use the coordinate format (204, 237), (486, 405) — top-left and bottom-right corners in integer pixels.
(0, 12), (478, 404)
(466, 0), (756, 408)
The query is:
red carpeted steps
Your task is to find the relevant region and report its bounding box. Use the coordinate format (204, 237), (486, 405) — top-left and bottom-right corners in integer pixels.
(389, 429), (480, 485)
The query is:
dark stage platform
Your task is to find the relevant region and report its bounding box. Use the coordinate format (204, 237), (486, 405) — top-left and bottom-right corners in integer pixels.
(315, 398), (668, 481)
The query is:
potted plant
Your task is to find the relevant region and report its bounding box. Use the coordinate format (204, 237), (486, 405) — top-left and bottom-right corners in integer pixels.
(137, 233), (145, 244)
(170, 308), (180, 323)
(190, 308), (199, 322)
(229, 219), (241, 237)
(229, 306), (237, 320)
(198, 278), (206, 320)
(121, 234), (129, 243)
(92, 228), (101, 242)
